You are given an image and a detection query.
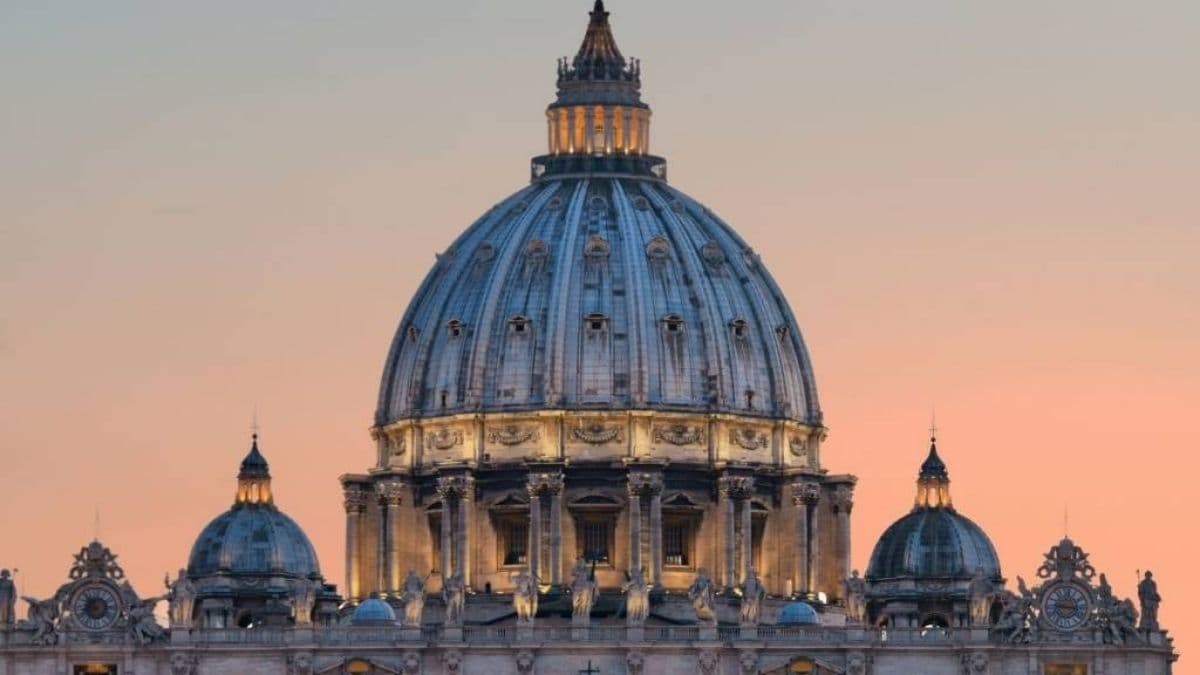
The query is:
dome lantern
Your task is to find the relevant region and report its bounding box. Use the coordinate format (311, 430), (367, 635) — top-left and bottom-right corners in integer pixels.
(235, 434), (273, 506)
(545, 1), (654, 162)
(914, 433), (952, 510)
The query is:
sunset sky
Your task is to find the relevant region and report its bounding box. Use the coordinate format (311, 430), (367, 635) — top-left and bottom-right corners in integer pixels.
(2, 0), (1197, 666)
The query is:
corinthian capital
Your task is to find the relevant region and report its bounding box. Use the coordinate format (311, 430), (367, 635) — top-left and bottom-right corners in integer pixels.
(527, 472), (565, 497)
(376, 480), (406, 506)
(790, 482), (821, 507)
(719, 475), (754, 500)
(627, 471), (664, 497)
(436, 474), (473, 499)
(343, 485), (369, 513)
(831, 485), (855, 513)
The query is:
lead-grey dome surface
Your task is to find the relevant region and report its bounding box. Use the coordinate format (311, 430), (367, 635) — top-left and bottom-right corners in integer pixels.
(376, 176), (820, 425)
(866, 508), (1001, 581)
(187, 505), (321, 579)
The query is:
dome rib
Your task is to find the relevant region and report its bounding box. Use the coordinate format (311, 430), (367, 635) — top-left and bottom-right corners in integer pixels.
(375, 177), (821, 425)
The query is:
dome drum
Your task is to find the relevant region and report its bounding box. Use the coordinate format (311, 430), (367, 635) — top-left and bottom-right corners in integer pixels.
(371, 411), (823, 472)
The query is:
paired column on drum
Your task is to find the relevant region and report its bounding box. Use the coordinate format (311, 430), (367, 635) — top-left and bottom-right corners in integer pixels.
(342, 485), (369, 602)
(831, 484), (855, 586)
(626, 471), (664, 586)
(718, 474), (755, 587)
(435, 473), (475, 589)
(375, 480), (406, 594)
(791, 482), (821, 598)
(527, 472), (565, 586)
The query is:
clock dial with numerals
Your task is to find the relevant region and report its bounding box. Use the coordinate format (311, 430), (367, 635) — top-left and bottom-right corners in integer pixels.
(1041, 582), (1091, 631)
(71, 583), (122, 630)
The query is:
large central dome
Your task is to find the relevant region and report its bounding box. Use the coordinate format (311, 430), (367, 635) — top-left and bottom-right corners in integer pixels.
(375, 1), (820, 427)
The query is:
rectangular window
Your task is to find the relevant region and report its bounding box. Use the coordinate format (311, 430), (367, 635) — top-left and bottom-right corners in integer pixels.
(74, 666), (118, 675)
(576, 516), (613, 563)
(502, 519), (529, 566)
(664, 519), (693, 567)
(1044, 666), (1087, 675)
(428, 514), (441, 573)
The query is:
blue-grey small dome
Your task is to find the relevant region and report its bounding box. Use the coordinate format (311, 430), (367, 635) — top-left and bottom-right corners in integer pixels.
(352, 597), (397, 625)
(776, 601), (819, 626)
(187, 505), (321, 579)
(866, 508), (1000, 581)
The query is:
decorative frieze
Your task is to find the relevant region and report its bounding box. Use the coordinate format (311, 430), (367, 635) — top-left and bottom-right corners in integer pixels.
(728, 427), (768, 451)
(652, 423), (705, 446)
(487, 424), (540, 446)
(427, 428), (464, 451)
(571, 421), (623, 445)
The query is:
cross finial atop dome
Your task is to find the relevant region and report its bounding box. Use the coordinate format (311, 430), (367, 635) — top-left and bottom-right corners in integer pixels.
(236, 433), (274, 506)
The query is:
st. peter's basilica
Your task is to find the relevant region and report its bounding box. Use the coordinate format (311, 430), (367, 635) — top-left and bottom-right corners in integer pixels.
(0, 3), (1176, 674)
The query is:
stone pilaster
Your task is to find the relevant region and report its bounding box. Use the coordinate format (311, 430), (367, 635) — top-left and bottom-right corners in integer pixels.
(342, 485), (368, 602)
(791, 482), (820, 597)
(832, 484), (855, 588)
(627, 480), (642, 573)
(719, 475), (754, 587)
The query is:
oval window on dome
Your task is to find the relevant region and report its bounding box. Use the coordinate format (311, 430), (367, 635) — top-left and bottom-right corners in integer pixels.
(589, 195), (608, 211)
(632, 195), (651, 211)
(446, 319), (465, 338)
(645, 235), (671, 260)
(701, 241), (726, 266)
(524, 238), (549, 259)
(475, 242), (496, 263)
(661, 314), (685, 333)
(508, 315), (531, 335)
(583, 235), (610, 259)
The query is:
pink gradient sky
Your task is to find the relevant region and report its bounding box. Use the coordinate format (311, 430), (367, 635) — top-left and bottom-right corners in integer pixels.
(2, 0), (1197, 666)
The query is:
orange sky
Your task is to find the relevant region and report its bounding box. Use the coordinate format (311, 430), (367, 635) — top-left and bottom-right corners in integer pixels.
(1, 1), (1196, 667)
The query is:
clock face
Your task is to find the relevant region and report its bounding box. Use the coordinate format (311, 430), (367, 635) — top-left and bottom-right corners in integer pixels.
(71, 584), (121, 631)
(1041, 583), (1091, 631)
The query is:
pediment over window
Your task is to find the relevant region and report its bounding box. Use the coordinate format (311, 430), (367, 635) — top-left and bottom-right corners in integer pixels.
(569, 494), (621, 510)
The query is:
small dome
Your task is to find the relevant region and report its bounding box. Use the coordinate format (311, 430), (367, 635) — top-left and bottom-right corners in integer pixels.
(776, 601), (819, 626)
(351, 597), (397, 625)
(867, 437), (1001, 582)
(187, 506), (321, 579)
(187, 436), (321, 580)
(866, 507), (1000, 581)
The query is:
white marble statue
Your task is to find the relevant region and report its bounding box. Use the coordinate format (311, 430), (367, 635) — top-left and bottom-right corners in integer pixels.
(1138, 570), (1161, 631)
(400, 570), (427, 628)
(164, 568), (196, 628)
(843, 569), (867, 625)
(512, 568), (539, 625)
(967, 567), (992, 627)
(687, 568), (717, 626)
(623, 566), (650, 626)
(570, 557), (597, 620)
(740, 568), (765, 626)
(443, 571), (465, 627)
(21, 595), (61, 646)
(0, 569), (15, 627)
